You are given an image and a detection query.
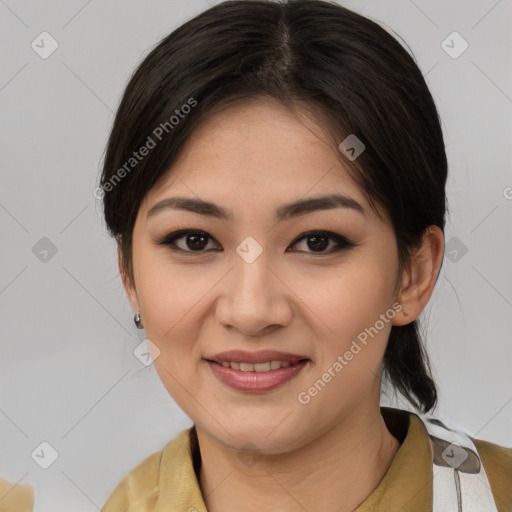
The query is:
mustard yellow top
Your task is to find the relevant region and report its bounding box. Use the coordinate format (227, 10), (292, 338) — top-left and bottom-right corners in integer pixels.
(0, 478), (34, 512)
(100, 407), (512, 512)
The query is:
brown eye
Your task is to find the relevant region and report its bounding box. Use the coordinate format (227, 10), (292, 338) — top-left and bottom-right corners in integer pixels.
(181, 232), (209, 251)
(288, 231), (354, 254)
(158, 230), (220, 254)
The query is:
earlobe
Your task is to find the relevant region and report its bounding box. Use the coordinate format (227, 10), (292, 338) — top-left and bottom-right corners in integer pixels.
(392, 226), (444, 326)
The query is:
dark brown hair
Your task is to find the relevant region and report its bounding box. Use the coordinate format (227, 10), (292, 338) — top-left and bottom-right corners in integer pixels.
(99, 0), (447, 413)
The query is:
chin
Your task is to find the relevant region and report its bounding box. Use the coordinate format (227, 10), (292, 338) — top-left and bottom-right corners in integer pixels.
(203, 418), (304, 455)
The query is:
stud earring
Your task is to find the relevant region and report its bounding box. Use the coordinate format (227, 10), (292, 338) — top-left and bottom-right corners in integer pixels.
(134, 312), (144, 329)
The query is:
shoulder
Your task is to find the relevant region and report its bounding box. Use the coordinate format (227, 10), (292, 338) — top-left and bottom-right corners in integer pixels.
(101, 449), (162, 511)
(101, 429), (191, 512)
(473, 436), (512, 510)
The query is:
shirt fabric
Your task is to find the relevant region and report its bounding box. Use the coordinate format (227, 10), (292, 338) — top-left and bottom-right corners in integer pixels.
(0, 478), (34, 512)
(101, 407), (512, 512)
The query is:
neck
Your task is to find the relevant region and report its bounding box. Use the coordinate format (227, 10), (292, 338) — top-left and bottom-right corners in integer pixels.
(196, 405), (401, 512)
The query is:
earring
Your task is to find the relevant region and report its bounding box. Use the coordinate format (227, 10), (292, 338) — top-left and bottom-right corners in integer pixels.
(134, 312), (144, 329)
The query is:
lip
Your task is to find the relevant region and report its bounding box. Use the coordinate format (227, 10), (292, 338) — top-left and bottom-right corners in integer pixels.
(205, 349), (309, 364)
(205, 359), (309, 393)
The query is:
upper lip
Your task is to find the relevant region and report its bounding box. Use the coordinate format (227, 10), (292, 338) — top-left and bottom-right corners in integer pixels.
(204, 350), (309, 364)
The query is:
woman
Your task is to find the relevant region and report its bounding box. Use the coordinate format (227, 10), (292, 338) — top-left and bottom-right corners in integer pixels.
(99, 1), (511, 510)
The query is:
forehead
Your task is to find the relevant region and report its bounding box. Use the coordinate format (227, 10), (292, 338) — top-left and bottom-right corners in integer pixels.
(142, 96), (381, 221)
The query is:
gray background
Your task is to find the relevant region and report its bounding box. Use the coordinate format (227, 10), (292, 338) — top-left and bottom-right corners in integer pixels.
(1, 0), (511, 510)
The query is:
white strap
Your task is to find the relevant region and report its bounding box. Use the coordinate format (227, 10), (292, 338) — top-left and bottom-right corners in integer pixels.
(417, 414), (499, 512)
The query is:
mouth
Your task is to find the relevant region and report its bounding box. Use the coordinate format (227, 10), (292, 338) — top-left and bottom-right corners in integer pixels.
(203, 357), (310, 392)
(204, 358), (309, 372)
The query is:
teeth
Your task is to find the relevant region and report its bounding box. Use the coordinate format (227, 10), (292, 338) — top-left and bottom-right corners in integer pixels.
(254, 362), (270, 372)
(219, 360), (299, 372)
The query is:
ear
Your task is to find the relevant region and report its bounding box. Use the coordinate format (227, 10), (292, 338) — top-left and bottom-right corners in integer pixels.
(392, 225), (444, 326)
(117, 236), (140, 314)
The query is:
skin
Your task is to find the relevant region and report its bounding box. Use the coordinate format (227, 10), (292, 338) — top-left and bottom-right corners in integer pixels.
(119, 96), (444, 512)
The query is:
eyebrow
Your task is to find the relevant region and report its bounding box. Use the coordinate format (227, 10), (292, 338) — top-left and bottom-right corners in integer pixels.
(147, 193), (365, 221)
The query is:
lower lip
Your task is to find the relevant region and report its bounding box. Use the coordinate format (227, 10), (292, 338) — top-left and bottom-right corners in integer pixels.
(205, 359), (309, 392)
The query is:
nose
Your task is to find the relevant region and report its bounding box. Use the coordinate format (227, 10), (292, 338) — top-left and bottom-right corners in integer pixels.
(215, 249), (293, 336)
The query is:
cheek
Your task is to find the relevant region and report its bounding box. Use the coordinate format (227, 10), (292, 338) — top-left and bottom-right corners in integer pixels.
(304, 255), (397, 341)
(134, 244), (218, 343)
(298, 255), (398, 407)
(297, 267), (396, 418)
(139, 265), (208, 415)
(132, 256), (226, 408)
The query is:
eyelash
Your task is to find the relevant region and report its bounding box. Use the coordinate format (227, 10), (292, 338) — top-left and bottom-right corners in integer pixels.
(156, 229), (355, 256)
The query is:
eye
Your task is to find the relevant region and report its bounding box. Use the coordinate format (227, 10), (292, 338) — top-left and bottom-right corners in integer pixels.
(156, 229), (354, 256)
(288, 231), (355, 255)
(156, 229), (220, 255)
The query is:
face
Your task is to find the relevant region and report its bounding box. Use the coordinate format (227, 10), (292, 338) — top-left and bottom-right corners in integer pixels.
(123, 96), (405, 454)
